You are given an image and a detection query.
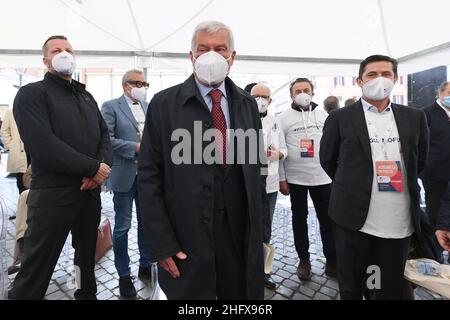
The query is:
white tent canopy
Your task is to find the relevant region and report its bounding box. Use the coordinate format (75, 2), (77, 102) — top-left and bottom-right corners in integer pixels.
(1, 0), (449, 75)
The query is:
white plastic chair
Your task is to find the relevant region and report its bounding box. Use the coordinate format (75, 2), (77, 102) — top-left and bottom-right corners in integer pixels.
(150, 262), (167, 300)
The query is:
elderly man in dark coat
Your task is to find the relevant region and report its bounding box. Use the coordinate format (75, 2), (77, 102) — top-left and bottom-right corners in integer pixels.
(138, 20), (268, 300)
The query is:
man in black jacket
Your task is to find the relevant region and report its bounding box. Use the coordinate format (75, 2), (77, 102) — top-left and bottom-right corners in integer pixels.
(320, 55), (429, 300)
(9, 35), (112, 300)
(421, 81), (450, 228)
(138, 21), (268, 299)
(436, 182), (450, 252)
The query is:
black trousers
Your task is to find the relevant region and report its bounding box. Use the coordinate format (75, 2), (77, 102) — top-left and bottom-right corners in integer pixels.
(16, 173), (26, 194)
(9, 189), (101, 300)
(213, 165), (247, 300)
(289, 183), (336, 266)
(334, 223), (411, 300)
(422, 178), (449, 227)
(214, 209), (247, 300)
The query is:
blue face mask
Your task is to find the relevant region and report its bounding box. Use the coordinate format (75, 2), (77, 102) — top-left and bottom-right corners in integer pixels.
(443, 96), (450, 108)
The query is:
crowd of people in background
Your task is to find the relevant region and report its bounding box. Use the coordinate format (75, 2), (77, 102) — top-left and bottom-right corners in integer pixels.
(0, 20), (449, 300)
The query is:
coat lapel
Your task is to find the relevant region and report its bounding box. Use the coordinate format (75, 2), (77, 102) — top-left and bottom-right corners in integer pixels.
(226, 78), (249, 171)
(118, 95), (139, 131)
(227, 79), (245, 131)
(179, 75), (210, 112)
(392, 104), (410, 168)
(351, 101), (372, 160)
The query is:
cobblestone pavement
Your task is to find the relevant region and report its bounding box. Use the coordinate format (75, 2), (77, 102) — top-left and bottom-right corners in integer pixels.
(0, 155), (446, 300)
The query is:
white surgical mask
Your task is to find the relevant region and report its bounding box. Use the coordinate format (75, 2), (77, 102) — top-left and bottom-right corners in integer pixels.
(194, 51), (231, 86)
(362, 77), (395, 101)
(130, 87), (147, 102)
(256, 97), (269, 113)
(294, 92), (312, 108)
(51, 50), (76, 76)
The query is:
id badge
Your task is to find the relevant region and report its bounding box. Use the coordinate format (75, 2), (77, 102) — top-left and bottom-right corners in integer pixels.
(376, 160), (403, 192)
(300, 139), (314, 158)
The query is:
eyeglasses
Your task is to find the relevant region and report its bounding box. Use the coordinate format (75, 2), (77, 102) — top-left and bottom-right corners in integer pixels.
(126, 80), (149, 89)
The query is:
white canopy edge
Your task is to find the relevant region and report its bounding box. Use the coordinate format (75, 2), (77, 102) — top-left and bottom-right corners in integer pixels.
(0, 41), (449, 77)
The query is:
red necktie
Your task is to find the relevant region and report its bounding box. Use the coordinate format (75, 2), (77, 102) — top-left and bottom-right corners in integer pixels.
(209, 89), (227, 167)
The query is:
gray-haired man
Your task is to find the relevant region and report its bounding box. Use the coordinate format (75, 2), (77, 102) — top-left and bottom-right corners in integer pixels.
(101, 69), (151, 299)
(138, 20), (268, 299)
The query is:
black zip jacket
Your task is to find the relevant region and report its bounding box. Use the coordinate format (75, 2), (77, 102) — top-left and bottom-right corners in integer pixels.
(13, 72), (112, 189)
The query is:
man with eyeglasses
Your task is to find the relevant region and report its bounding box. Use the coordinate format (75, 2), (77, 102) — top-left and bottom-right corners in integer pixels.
(101, 69), (151, 299)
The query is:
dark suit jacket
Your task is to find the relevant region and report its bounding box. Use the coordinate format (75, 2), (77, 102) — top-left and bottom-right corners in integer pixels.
(437, 182), (450, 231)
(320, 100), (429, 234)
(138, 75), (267, 299)
(421, 102), (450, 182)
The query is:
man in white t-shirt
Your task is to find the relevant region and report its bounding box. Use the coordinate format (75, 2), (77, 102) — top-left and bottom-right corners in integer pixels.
(250, 83), (288, 289)
(279, 78), (337, 281)
(320, 55), (429, 300)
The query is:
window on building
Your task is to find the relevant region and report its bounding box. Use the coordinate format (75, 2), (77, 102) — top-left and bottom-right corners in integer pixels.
(334, 76), (345, 87)
(393, 95), (404, 104)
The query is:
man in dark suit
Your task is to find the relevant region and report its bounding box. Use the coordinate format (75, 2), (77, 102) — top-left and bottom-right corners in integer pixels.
(320, 55), (429, 300)
(101, 69), (151, 299)
(421, 81), (450, 228)
(436, 182), (450, 252)
(138, 20), (268, 300)
(9, 35), (112, 300)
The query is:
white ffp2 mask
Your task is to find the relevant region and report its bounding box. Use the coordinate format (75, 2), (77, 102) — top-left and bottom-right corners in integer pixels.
(51, 51), (76, 76)
(131, 87), (147, 102)
(194, 51), (231, 86)
(256, 97), (269, 113)
(362, 77), (395, 101)
(294, 92), (312, 108)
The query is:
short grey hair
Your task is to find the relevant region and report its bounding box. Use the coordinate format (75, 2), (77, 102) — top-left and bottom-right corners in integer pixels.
(438, 81), (450, 95)
(251, 83), (272, 97)
(191, 20), (235, 52)
(122, 69), (144, 85)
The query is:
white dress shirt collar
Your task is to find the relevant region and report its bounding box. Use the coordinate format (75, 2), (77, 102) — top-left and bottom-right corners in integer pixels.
(361, 98), (392, 114)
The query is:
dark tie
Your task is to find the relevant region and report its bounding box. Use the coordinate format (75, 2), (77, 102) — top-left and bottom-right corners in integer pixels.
(209, 89), (227, 167)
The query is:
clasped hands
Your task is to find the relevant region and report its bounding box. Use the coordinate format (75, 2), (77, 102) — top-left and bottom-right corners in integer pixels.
(80, 163), (111, 191)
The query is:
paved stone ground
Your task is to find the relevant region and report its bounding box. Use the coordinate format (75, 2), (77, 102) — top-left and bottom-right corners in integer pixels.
(0, 153), (446, 300)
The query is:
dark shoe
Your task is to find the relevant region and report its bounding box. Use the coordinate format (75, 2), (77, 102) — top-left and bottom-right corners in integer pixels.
(119, 275), (137, 299)
(138, 266), (152, 283)
(325, 263), (337, 278)
(264, 274), (276, 290)
(297, 260), (311, 281)
(7, 264), (20, 275)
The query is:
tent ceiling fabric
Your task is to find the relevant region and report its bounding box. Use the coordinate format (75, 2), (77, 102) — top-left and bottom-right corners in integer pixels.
(1, 0), (449, 73)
